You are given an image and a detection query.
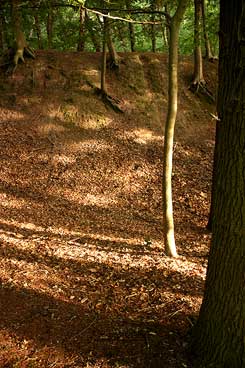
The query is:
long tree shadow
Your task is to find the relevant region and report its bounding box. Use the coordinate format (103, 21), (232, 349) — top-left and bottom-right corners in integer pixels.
(0, 242), (201, 367)
(0, 51), (215, 367)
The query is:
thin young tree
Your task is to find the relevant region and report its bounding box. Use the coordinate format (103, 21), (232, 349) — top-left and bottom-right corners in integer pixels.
(192, 0), (245, 366)
(163, 0), (190, 257)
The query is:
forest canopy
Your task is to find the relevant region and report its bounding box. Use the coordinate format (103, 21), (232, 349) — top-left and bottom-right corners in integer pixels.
(0, 0), (219, 56)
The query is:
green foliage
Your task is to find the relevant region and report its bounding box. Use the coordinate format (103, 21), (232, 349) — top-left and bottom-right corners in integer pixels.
(0, 0), (219, 55)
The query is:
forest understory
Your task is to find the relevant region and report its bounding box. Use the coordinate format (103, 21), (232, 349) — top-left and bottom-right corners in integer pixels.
(0, 51), (217, 368)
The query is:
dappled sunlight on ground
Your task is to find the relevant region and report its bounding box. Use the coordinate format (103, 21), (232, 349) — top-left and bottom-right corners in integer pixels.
(0, 51), (216, 367)
(129, 128), (163, 145)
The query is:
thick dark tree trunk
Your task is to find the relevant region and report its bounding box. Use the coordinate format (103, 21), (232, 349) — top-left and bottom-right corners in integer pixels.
(192, 1), (245, 366)
(206, 120), (220, 231)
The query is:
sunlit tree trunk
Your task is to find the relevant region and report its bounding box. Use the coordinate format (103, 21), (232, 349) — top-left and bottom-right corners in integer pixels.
(163, 0), (190, 257)
(192, 1), (245, 366)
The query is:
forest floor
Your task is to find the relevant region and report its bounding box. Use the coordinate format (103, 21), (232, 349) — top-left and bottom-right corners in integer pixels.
(0, 51), (217, 368)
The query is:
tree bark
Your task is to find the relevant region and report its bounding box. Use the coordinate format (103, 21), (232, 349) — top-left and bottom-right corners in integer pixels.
(162, 0), (190, 257)
(192, 1), (245, 366)
(206, 122), (219, 232)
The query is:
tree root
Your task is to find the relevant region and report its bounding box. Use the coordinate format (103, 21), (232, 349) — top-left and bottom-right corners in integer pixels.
(189, 80), (215, 104)
(94, 88), (123, 113)
(106, 58), (120, 70)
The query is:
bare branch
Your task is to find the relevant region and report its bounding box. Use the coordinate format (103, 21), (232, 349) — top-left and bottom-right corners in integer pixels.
(82, 7), (163, 25)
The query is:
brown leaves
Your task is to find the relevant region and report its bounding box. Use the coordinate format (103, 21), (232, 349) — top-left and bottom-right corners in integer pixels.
(0, 52), (216, 367)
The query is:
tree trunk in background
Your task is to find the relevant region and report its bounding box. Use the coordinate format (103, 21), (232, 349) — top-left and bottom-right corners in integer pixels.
(77, 6), (86, 51)
(151, 0), (156, 52)
(0, 4), (4, 51)
(86, 14), (101, 52)
(47, 0), (53, 49)
(192, 1), (245, 366)
(125, 0), (136, 51)
(101, 16), (108, 94)
(106, 20), (120, 68)
(201, 0), (213, 60)
(12, 0), (22, 34)
(163, 0), (190, 257)
(162, 5), (170, 50)
(33, 13), (43, 49)
(128, 23), (136, 52)
(117, 23), (127, 51)
(192, 0), (205, 86)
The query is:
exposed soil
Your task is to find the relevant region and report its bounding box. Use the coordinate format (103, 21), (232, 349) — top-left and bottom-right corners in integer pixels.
(0, 51), (217, 367)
